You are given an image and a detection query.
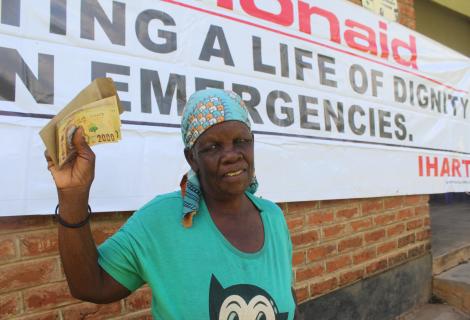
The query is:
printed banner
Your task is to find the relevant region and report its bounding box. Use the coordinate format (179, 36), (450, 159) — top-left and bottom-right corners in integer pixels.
(0, 0), (469, 216)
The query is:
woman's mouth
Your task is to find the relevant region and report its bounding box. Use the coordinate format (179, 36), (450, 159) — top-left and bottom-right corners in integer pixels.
(225, 169), (244, 177)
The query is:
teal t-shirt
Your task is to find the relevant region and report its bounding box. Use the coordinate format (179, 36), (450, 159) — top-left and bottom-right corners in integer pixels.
(98, 191), (295, 319)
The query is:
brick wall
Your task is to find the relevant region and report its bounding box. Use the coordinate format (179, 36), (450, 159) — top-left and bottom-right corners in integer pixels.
(283, 195), (431, 303)
(0, 212), (154, 320)
(0, 0), (422, 319)
(0, 194), (430, 319)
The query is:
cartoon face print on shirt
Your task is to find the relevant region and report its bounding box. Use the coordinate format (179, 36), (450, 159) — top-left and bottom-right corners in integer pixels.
(209, 275), (289, 320)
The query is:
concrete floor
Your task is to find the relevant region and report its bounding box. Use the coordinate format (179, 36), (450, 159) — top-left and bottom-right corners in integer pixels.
(415, 199), (470, 320)
(408, 304), (469, 320)
(430, 201), (470, 257)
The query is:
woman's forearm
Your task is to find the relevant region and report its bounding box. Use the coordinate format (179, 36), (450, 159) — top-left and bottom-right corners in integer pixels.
(57, 191), (104, 301)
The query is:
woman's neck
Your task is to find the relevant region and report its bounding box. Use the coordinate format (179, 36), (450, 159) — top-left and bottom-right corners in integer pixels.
(203, 191), (253, 220)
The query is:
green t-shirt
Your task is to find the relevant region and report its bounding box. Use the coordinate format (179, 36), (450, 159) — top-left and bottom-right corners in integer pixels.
(98, 191), (295, 319)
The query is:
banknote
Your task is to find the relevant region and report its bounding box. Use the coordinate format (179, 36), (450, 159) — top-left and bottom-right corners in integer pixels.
(56, 95), (122, 167)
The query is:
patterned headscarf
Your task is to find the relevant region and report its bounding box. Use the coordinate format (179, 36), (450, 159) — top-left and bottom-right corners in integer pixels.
(180, 88), (258, 227)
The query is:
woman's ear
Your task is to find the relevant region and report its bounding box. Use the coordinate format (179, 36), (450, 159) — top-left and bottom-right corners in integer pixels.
(184, 148), (199, 172)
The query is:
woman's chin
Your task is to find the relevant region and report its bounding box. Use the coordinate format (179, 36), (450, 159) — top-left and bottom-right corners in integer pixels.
(217, 182), (250, 198)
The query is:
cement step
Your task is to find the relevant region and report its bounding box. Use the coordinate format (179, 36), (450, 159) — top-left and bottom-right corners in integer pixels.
(434, 262), (470, 315)
(401, 303), (470, 320)
(434, 245), (470, 275)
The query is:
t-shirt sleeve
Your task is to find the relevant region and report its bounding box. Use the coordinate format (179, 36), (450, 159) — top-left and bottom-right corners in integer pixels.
(97, 219), (145, 292)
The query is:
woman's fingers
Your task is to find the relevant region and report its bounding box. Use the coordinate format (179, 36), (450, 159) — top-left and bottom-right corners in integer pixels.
(44, 150), (51, 161)
(72, 127), (95, 161)
(44, 127), (96, 189)
(72, 127), (88, 152)
(44, 150), (57, 171)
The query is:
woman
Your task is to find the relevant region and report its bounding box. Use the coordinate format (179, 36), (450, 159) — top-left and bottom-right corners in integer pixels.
(46, 89), (296, 319)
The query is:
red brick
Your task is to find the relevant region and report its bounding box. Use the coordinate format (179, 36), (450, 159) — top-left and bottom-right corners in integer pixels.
(336, 207), (359, 220)
(0, 216), (53, 234)
(307, 209), (334, 226)
(14, 310), (60, 320)
(23, 282), (76, 311)
(62, 301), (122, 319)
(307, 244), (336, 263)
(364, 229), (386, 244)
(293, 250), (306, 266)
(397, 208), (414, 220)
(326, 256), (352, 273)
(407, 219), (423, 231)
(387, 223), (405, 237)
(323, 224), (347, 240)
(402, 195), (423, 206)
(374, 213), (396, 226)
(338, 236), (363, 253)
(119, 311), (153, 320)
(384, 197), (403, 210)
(353, 248), (376, 264)
(286, 216), (305, 231)
(405, 19), (416, 30)
(366, 258), (388, 275)
(291, 230), (319, 246)
(408, 244), (426, 258)
(287, 201), (318, 215)
(416, 229), (431, 241)
(0, 237), (16, 262)
(92, 222), (124, 245)
(388, 252), (408, 267)
(0, 258), (61, 293)
(277, 202), (288, 212)
(0, 292), (21, 318)
(339, 269), (364, 286)
(361, 199), (383, 215)
(398, 234), (416, 248)
(296, 264), (324, 282)
(377, 240), (397, 255)
(294, 286), (309, 303)
(90, 211), (131, 222)
(19, 230), (58, 257)
(423, 217), (430, 226)
(126, 286), (152, 312)
(398, 3), (415, 18)
(320, 199), (350, 208)
(414, 205), (429, 216)
(310, 277), (338, 296)
(350, 218), (373, 232)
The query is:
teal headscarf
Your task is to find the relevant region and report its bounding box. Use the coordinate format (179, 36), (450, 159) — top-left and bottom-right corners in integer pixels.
(180, 88), (258, 227)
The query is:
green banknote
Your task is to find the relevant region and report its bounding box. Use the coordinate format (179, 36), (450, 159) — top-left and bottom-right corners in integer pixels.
(56, 96), (122, 167)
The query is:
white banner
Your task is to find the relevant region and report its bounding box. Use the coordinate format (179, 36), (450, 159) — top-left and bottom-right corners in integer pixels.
(0, 0), (469, 216)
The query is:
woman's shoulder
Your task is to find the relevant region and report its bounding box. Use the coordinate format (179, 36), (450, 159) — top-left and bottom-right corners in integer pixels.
(139, 190), (183, 212)
(127, 190), (183, 226)
(247, 193), (284, 215)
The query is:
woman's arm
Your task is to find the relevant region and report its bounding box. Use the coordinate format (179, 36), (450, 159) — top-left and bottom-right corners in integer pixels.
(46, 128), (130, 303)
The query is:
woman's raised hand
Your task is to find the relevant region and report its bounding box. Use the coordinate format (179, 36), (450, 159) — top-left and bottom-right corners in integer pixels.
(45, 127), (95, 195)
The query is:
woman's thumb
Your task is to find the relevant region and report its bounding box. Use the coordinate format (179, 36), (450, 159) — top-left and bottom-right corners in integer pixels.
(72, 127), (90, 152)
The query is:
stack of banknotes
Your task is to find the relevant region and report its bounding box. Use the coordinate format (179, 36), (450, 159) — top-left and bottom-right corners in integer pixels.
(40, 78), (123, 168)
(56, 95), (122, 167)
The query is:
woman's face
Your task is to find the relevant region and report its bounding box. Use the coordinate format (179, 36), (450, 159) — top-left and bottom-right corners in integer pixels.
(185, 121), (254, 200)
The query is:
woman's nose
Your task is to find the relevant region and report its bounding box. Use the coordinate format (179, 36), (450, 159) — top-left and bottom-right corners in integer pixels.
(220, 144), (242, 162)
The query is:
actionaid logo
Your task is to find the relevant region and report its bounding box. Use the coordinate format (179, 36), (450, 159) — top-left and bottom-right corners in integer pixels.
(216, 0), (418, 69)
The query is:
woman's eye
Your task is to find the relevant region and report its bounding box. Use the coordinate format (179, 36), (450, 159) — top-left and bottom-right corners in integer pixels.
(202, 144), (218, 152)
(235, 138), (251, 145)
